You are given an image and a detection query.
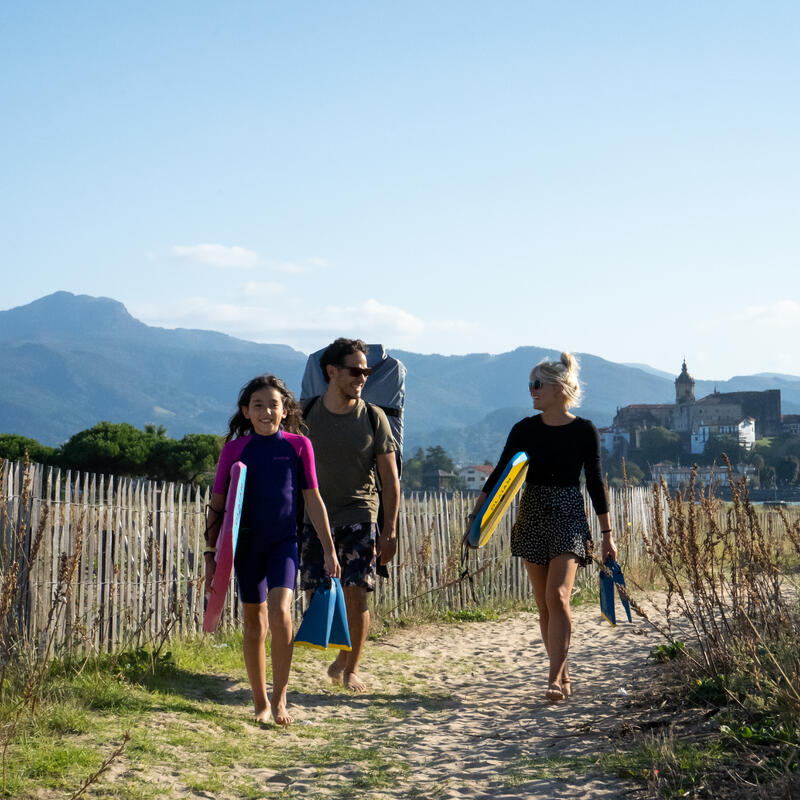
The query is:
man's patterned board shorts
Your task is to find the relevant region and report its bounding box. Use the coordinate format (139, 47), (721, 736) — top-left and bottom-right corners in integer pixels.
(299, 521), (378, 592)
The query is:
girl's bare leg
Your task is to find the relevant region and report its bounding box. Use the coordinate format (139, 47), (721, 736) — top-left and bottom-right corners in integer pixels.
(242, 602), (270, 722)
(267, 587), (295, 725)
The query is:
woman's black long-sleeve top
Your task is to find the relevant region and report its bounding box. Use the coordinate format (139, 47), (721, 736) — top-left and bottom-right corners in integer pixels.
(481, 415), (609, 516)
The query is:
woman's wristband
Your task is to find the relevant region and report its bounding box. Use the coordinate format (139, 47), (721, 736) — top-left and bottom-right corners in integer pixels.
(203, 546), (217, 555)
(600, 529), (612, 535)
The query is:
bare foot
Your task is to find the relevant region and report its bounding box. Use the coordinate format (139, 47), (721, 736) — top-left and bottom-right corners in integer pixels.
(270, 699), (294, 726)
(343, 670), (367, 693)
(327, 661), (344, 684)
(326, 651), (347, 684)
(254, 705), (272, 724)
(561, 677), (572, 698)
(546, 683), (564, 703)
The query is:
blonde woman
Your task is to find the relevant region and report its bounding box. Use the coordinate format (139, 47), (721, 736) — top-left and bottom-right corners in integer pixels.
(464, 353), (616, 703)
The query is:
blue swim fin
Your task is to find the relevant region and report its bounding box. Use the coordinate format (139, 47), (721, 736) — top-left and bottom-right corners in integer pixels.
(599, 558), (631, 626)
(294, 581), (336, 649)
(611, 561), (632, 623)
(599, 560), (617, 626)
(328, 578), (352, 651)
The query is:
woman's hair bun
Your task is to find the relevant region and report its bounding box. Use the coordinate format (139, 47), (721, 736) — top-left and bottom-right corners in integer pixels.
(560, 352), (579, 378)
(531, 351), (582, 408)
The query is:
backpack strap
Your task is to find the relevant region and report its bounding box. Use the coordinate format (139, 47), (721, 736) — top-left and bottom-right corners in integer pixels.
(301, 396), (320, 416)
(366, 402), (402, 479)
(365, 402), (380, 436)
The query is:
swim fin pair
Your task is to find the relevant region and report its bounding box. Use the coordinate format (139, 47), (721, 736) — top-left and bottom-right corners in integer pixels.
(294, 577), (352, 650)
(599, 558), (632, 626)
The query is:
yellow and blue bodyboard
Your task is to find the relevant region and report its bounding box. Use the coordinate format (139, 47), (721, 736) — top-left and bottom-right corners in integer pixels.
(468, 451), (529, 547)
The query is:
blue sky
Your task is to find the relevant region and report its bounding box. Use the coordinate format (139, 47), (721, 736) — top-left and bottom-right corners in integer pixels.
(2, 2), (798, 379)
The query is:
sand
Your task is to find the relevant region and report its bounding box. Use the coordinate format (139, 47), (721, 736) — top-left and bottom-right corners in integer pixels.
(49, 602), (660, 800)
(279, 603), (659, 800)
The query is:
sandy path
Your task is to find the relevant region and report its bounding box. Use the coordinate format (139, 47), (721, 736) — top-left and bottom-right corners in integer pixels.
(279, 603), (659, 800)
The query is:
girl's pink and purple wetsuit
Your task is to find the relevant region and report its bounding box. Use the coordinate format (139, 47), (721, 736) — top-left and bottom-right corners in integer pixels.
(212, 430), (317, 602)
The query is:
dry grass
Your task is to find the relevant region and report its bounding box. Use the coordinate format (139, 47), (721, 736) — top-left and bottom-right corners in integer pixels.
(1, 458), (138, 796)
(626, 457), (800, 796)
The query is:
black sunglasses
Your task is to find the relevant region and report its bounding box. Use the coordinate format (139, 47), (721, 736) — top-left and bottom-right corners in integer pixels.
(338, 365), (372, 377)
(529, 379), (546, 391)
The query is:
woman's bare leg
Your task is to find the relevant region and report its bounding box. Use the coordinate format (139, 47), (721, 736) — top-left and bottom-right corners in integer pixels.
(523, 560), (562, 699)
(523, 560), (550, 653)
(544, 554), (580, 694)
(242, 602), (270, 722)
(267, 587), (295, 725)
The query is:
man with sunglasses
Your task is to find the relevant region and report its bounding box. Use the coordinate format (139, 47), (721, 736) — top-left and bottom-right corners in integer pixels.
(298, 337), (400, 692)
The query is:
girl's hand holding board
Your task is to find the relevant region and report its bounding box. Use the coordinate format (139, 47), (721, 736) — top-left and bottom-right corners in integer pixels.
(203, 496), (225, 597)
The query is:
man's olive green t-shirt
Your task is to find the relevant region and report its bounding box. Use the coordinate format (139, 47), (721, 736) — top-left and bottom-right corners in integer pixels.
(304, 398), (397, 526)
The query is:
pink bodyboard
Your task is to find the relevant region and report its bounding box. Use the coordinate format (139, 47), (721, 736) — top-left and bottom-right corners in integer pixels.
(203, 461), (246, 633)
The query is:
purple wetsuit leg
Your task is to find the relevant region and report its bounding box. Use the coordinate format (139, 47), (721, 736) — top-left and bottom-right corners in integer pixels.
(235, 537), (298, 603)
(264, 537), (299, 592)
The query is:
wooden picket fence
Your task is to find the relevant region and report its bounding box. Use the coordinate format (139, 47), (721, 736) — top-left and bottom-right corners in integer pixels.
(1, 458), (657, 657)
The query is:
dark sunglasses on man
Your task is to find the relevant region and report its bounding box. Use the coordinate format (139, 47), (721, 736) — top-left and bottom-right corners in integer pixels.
(339, 365), (373, 378)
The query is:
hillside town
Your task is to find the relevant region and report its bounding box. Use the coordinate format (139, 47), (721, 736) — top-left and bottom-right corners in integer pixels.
(451, 361), (797, 498)
(601, 361), (780, 454)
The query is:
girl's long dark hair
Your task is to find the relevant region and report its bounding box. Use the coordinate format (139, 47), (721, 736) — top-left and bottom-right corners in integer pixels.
(226, 375), (305, 442)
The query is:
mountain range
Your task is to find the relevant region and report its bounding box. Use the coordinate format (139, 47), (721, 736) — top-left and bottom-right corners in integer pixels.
(2, 292), (799, 464)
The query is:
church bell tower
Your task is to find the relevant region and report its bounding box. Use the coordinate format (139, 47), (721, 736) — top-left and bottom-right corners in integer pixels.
(675, 360), (695, 405)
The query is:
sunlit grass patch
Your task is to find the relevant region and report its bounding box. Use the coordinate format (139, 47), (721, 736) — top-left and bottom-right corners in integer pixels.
(8, 738), (105, 791)
(440, 606), (499, 622)
(601, 738), (729, 797)
(126, 725), (171, 759)
(503, 754), (596, 786)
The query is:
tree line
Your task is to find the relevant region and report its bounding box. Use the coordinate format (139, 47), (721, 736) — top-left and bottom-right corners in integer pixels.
(6, 420), (799, 492)
(0, 424), (223, 486)
(0, 426), (474, 491)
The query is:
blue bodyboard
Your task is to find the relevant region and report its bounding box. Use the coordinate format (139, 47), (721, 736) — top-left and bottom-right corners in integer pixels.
(294, 578), (352, 651)
(599, 558), (632, 626)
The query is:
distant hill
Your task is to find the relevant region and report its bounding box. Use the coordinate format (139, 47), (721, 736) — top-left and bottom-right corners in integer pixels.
(621, 363), (675, 380)
(0, 292), (307, 445)
(2, 292), (798, 461)
(394, 348), (678, 458)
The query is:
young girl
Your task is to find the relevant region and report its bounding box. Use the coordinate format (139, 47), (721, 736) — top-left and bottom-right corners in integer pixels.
(205, 375), (340, 726)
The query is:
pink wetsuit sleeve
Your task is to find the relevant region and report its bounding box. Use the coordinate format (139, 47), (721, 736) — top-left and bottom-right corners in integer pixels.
(212, 438), (249, 494)
(285, 433), (318, 490)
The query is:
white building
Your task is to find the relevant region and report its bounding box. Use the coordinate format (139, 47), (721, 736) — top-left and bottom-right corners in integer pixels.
(458, 464), (493, 491)
(690, 417), (755, 455)
(650, 462), (757, 492)
(598, 426), (630, 454)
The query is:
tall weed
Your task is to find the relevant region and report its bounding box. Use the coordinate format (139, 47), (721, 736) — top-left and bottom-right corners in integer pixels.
(641, 457), (800, 793)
